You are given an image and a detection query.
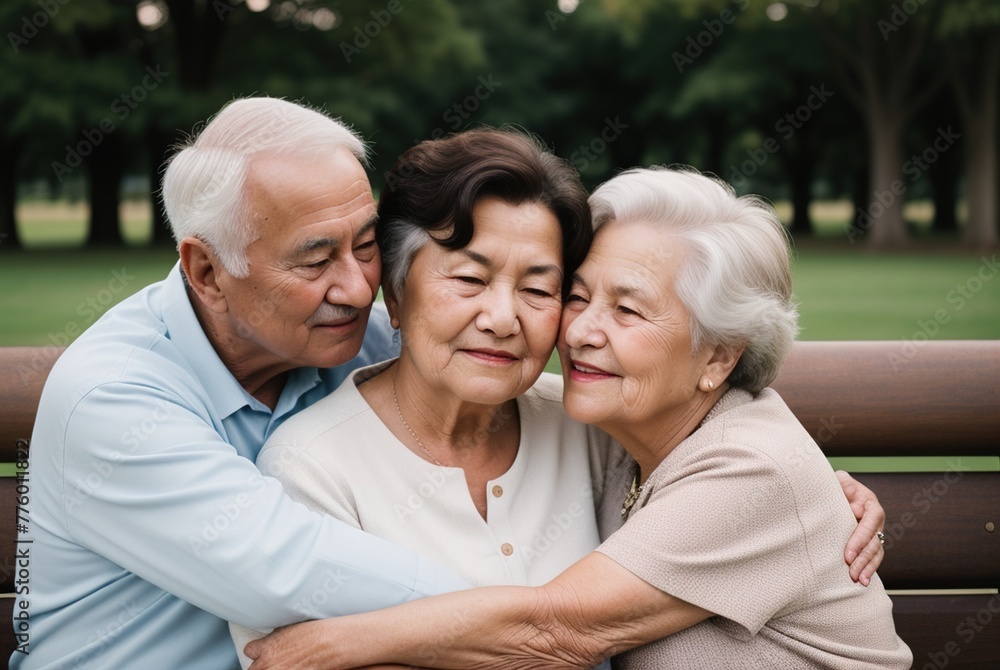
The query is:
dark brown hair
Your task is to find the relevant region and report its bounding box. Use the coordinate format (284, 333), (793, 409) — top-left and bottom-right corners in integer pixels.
(377, 128), (592, 297)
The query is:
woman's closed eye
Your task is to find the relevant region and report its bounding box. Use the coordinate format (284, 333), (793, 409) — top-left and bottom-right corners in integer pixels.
(617, 304), (641, 317)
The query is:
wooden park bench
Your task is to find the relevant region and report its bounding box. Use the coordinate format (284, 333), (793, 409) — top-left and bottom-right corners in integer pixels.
(0, 341), (997, 669)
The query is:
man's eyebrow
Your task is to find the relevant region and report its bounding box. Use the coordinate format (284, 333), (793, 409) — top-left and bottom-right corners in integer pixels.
(293, 216), (378, 257)
(293, 237), (340, 257)
(354, 217), (377, 241)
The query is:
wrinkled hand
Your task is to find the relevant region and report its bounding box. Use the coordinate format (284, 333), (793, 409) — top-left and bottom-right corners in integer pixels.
(836, 470), (885, 586)
(245, 620), (343, 670)
(245, 620), (423, 670)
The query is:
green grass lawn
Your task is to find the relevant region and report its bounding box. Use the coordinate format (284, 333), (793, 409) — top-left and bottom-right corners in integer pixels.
(3, 202), (998, 347)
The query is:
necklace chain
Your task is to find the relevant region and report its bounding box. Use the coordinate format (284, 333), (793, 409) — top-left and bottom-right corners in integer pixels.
(392, 383), (444, 466)
(621, 473), (644, 520)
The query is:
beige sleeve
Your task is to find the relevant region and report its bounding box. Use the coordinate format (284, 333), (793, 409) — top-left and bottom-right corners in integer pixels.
(596, 441), (811, 637)
(256, 443), (363, 529)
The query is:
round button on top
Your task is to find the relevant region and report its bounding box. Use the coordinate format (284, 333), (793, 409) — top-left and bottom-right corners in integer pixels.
(492, 485), (504, 498)
(501, 543), (514, 556)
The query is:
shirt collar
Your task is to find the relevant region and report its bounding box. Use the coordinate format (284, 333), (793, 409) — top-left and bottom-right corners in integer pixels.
(158, 262), (326, 422)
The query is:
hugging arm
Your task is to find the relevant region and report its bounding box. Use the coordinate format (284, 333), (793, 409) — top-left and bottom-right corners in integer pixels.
(245, 552), (711, 670)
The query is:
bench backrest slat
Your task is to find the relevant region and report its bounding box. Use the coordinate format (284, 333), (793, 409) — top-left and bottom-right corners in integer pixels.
(772, 341), (1000, 457)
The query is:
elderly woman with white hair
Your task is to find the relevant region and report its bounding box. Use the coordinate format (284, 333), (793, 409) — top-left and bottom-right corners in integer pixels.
(245, 166), (912, 670)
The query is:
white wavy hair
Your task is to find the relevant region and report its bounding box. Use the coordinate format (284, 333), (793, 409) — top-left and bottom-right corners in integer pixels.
(161, 97), (368, 277)
(588, 166), (799, 392)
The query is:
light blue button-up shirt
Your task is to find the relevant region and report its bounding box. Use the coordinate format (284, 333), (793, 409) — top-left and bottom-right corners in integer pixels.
(13, 263), (469, 670)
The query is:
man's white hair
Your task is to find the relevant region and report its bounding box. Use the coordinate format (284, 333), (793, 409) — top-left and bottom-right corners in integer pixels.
(161, 97), (368, 276)
(588, 166), (799, 392)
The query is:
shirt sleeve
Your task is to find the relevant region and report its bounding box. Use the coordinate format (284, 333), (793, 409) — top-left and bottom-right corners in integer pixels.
(61, 382), (470, 631)
(256, 443), (364, 530)
(595, 441), (811, 637)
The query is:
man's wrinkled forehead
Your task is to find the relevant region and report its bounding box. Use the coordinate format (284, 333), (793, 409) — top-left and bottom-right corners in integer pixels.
(245, 151), (375, 223)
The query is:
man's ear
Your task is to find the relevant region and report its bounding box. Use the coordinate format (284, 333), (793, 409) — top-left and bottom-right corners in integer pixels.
(179, 237), (229, 314)
(704, 342), (744, 386)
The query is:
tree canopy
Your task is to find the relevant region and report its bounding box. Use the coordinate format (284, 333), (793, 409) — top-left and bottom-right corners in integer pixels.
(2, 0), (996, 249)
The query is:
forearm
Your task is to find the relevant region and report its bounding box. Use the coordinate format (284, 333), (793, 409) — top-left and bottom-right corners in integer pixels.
(247, 554), (710, 670)
(288, 587), (591, 670)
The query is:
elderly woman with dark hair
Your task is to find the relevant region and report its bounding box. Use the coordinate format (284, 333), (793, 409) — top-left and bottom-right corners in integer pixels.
(230, 128), (609, 667)
(244, 166), (910, 670)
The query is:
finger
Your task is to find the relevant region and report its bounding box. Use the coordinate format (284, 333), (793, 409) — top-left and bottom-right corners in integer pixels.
(844, 499), (885, 564)
(849, 535), (884, 586)
(859, 536), (885, 586)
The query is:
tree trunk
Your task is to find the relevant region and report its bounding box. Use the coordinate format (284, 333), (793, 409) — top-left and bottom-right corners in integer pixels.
(962, 113), (999, 248)
(927, 149), (959, 234)
(0, 136), (22, 250)
(851, 162), (870, 233)
(786, 144), (813, 235)
(863, 107), (910, 248)
(86, 133), (125, 247)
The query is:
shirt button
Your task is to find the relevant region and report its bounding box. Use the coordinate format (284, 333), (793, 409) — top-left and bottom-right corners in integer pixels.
(492, 485), (504, 498)
(501, 543), (514, 556)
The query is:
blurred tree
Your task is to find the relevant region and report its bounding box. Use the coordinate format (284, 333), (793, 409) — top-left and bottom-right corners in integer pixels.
(919, 88), (962, 235)
(0, 1), (120, 247)
(668, 11), (837, 234)
(941, 0), (1000, 248)
(795, 0), (949, 248)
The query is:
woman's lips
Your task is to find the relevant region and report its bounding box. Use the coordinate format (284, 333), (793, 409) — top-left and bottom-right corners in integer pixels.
(568, 359), (617, 381)
(462, 348), (518, 365)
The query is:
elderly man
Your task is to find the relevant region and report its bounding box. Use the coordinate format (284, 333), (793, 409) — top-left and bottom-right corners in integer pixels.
(12, 97), (467, 669)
